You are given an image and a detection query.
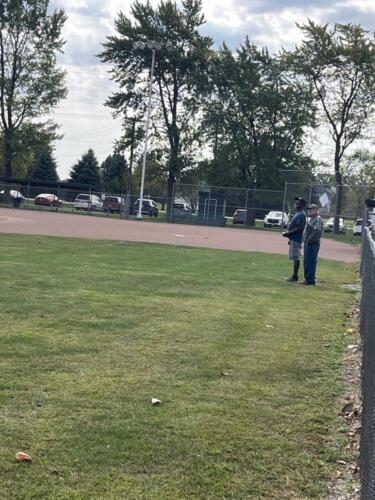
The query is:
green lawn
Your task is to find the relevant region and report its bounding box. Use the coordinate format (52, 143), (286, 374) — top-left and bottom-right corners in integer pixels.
(0, 235), (357, 499)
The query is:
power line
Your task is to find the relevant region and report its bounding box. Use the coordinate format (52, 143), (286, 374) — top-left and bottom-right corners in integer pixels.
(52, 112), (119, 118)
(64, 123), (123, 141)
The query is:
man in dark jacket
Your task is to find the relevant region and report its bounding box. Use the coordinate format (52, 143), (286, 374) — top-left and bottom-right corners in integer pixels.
(301, 204), (323, 285)
(282, 197), (307, 282)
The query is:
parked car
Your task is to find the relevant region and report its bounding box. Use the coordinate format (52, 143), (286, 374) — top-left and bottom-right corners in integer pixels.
(323, 217), (346, 234)
(264, 211), (289, 228)
(103, 195), (123, 213)
(34, 193), (63, 208)
(233, 208), (249, 224)
(0, 189), (26, 201)
(74, 193), (103, 211)
(173, 202), (191, 213)
(133, 198), (159, 217)
(353, 218), (372, 236)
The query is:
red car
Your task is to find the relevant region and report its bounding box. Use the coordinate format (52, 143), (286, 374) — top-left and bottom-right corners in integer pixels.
(34, 193), (63, 208)
(103, 195), (123, 213)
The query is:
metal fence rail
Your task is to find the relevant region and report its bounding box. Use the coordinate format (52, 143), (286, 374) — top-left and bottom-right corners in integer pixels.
(360, 227), (375, 499)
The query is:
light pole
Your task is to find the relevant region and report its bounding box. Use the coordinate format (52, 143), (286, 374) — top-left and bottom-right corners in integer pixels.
(133, 40), (170, 219)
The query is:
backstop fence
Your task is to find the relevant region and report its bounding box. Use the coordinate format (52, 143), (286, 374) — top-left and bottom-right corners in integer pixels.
(360, 227), (375, 499)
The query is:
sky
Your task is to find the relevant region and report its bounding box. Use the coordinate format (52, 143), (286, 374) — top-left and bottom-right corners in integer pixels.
(47, 0), (375, 180)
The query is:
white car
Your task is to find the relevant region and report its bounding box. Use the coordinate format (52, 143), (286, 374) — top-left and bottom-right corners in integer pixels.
(0, 189), (26, 201)
(74, 193), (103, 211)
(353, 218), (372, 236)
(324, 217), (346, 234)
(173, 201), (191, 212)
(264, 211), (289, 228)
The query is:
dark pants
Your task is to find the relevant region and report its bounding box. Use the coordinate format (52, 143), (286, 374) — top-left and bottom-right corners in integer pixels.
(304, 242), (320, 285)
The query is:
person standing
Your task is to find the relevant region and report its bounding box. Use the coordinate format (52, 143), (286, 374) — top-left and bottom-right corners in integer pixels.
(302, 204), (323, 286)
(282, 197), (307, 282)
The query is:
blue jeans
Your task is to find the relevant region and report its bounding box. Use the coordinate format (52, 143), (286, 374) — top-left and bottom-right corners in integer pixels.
(304, 242), (320, 285)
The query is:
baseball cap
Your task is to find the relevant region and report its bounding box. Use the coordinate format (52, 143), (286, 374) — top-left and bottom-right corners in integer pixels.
(294, 197), (306, 207)
(307, 204), (318, 209)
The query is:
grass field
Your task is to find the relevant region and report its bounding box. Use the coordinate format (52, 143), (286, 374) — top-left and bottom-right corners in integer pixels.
(0, 234), (358, 499)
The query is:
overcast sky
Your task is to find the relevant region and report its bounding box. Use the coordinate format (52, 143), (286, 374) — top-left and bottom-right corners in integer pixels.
(48, 0), (375, 179)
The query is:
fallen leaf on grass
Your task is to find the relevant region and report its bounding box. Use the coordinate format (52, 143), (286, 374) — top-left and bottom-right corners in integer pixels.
(16, 452), (32, 462)
(221, 371), (230, 377)
(151, 398), (161, 405)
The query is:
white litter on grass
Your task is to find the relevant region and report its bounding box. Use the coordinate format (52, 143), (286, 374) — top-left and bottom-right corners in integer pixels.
(265, 325), (274, 329)
(175, 234), (185, 238)
(151, 398), (161, 405)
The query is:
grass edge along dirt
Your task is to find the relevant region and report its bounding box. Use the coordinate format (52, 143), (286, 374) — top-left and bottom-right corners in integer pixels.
(0, 235), (358, 499)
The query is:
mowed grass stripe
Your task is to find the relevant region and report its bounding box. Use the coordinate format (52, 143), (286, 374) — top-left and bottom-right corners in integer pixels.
(0, 235), (356, 499)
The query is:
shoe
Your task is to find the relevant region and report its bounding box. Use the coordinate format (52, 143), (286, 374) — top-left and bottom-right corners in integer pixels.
(300, 281), (315, 285)
(285, 276), (298, 282)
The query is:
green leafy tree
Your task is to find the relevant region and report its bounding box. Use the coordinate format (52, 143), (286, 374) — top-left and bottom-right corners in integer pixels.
(345, 149), (375, 199)
(69, 149), (102, 189)
(30, 150), (59, 182)
(287, 21), (375, 231)
(204, 40), (316, 190)
(99, 0), (213, 210)
(342, 149), (375, 216)
(101, 153), (127, 193)
(0, 121), (61, 177)
(0, 0), (67, 179)
(131, 150), (168, 206)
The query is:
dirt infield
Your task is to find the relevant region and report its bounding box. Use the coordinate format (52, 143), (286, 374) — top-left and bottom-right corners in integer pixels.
(0, 207), (359, 263)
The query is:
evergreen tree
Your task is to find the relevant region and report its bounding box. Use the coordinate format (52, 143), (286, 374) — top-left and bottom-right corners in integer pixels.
(101, 153), (127, 193)
(30, 151), (59, 182)
(69, 149), (101, 188)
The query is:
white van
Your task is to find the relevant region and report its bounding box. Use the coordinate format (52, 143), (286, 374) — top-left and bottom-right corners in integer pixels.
(74, 193), (103, 211)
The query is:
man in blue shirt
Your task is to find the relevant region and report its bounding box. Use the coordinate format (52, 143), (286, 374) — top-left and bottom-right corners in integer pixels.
(282, 197), (307, 282)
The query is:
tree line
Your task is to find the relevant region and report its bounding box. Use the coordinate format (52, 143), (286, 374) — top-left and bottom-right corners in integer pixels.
(1, 0), (375, 220)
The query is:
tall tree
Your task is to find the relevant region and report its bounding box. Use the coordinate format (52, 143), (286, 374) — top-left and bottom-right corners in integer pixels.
(69, 149), (101, 189)
(203, 40), (316, 189)
(30, 150), (58, 182)
(99, 0), (212, 210)
(344, 149), (375, 216)
(0, 121), (60, 177)
(345, 149), (375, 199)
(101, 153), (127, 193)
(287, 21), (375, 231)
(0, 0), (67, 179)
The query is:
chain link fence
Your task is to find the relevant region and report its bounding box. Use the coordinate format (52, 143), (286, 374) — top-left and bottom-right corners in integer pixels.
(0, 179), (173, 221)
(0, 178), (369, 235)
(170, 182), (285, 227)
(284, 182), (368, 234)
(360, 223), (375, 499)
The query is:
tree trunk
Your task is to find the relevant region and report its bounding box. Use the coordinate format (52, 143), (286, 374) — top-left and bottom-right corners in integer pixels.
(246, 189), (256, 227)
(334, 149), (342, 234)
(167, 173), (175, 221)
(1, 129), (14, 203)
(4, 128), (14, 178)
